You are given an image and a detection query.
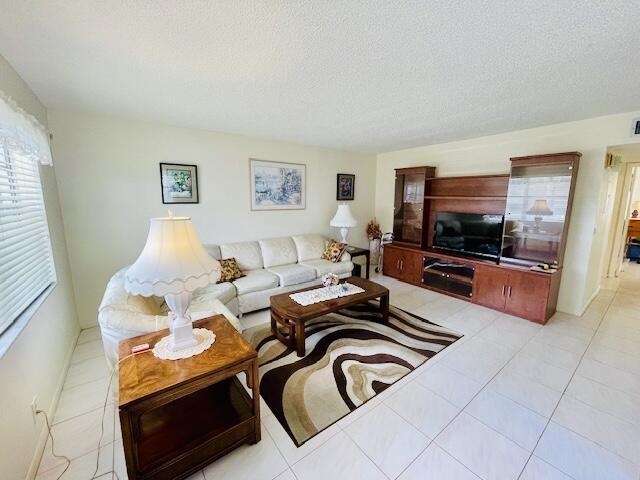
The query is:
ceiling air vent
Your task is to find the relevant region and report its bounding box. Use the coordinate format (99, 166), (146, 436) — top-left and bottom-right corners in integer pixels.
(632, 117), (640, 136)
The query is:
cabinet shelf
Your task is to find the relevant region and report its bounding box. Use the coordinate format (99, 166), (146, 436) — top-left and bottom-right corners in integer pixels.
(424, 195), (506, 201)
(422, 256), (474, 298)
(423, 269), (473, 285)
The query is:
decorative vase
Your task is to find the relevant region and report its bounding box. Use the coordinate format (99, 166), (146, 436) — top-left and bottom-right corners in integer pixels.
(633, 209), (639, 219)
(369, 238), (381, 266)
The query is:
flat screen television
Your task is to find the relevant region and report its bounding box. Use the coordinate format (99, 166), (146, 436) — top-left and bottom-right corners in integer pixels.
(432, 212), (504, 260)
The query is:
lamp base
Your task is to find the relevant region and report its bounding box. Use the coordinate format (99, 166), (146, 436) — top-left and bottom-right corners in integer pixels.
(153, 328), (216, 360)
(339, 227), (349, 244)
(165, 291), (198, 352)
(171, 323), (198, 351)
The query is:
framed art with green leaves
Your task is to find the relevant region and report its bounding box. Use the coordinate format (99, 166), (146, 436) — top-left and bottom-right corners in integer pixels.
(160, 163), (199, 204)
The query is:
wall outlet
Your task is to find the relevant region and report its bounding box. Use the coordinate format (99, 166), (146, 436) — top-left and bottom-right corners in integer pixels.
(30, 396), (38, 423)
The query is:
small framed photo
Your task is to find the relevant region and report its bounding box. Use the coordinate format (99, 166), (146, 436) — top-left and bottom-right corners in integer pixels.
(160, 163), (199, 204)
(336, 173), (355, 201)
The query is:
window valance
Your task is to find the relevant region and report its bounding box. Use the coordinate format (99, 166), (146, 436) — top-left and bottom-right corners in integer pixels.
(0, 90), (52, 165)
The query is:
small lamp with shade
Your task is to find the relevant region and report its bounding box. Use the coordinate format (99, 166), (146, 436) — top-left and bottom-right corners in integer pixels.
(125, 213), (221, 357)
(330, 204), (358, 244)
(527, 199), (553, 233)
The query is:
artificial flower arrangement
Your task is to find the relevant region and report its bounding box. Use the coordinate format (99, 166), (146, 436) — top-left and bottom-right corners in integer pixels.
(366, 218), (382, 240)
(321, 273), (339, 287)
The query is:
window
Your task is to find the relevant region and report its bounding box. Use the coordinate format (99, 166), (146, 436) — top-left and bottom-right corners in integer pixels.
(0, 93), (56, 336)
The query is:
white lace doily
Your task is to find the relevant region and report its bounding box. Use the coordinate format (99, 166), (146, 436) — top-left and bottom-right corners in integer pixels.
(153, 328), (216, 360)
(289, 282), (365, 306)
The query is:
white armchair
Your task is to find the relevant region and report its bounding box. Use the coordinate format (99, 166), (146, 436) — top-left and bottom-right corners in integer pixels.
(98, 267), (242, 368)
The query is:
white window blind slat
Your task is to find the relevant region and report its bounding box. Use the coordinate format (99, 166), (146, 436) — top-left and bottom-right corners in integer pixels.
(0, 274), (52, 330)
(0, 244), (52, 283)
(0, 136), (56, 336)
(0, 263), (52, 312)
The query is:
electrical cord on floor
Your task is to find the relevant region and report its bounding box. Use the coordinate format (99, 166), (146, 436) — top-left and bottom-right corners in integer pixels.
(36, 409), (71, 479)
(38, 349), (151, 480)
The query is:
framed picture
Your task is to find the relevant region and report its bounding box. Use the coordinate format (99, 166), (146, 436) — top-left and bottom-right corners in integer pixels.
(160, 163), (199, 204)
(336, 173), (355, 201)
(250, 159), (306, 210)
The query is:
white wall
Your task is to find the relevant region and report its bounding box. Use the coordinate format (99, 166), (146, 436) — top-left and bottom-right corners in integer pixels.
(48, 110), (377, 327)
(376, 112), (640, 316)
(0, 56), (79, 479)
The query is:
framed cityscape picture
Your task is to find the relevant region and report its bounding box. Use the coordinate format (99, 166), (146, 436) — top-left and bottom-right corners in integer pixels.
(336, 173), (355, 200)
(250, 159), (306, 210)
(160, 163), (199, 204)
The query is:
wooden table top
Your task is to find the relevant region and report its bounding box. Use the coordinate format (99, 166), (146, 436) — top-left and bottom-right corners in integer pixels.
(345, 245), (369, 255)
(270, 276), (388, 321)
(118, 315), (256, 407)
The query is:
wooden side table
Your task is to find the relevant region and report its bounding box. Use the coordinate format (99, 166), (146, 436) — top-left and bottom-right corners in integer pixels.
(346, 245), (371, 279)
(118, 315), (260, 480)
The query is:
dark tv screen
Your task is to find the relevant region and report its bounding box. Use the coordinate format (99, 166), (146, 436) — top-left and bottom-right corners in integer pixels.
(433, 212), (504, 259)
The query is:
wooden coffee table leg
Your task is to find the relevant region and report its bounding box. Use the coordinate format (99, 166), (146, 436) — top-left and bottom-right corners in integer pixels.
(295, 319), (305, 357)
(270, 311), (277, 336)
(250, 358), (261, 443)
(380, 292), (389, 322)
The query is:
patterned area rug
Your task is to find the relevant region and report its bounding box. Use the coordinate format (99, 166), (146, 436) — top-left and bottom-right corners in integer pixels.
(242, 301), (462, 446)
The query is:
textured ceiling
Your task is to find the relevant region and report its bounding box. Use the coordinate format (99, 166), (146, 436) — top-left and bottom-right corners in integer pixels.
(1, 1), (639, 152)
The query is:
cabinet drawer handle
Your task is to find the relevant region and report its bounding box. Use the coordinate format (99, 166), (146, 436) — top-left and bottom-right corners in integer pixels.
(508, 286), (512, 297)
(400, 260), (404, 270)
(501, 285), (506, 296)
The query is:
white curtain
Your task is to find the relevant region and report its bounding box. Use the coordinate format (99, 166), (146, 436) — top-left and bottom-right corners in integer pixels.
(0, 90), (52, 166)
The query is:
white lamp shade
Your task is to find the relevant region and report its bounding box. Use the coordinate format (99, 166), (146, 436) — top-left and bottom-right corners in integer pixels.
(125, 217), (221, 297)
(330, 204), (358, 228)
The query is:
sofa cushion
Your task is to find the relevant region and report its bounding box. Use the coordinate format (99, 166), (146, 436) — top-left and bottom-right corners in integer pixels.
(220, 241), (263, 271)
(259, 237), (298, 268)
(299, 258), (353, 277)
(192, 281), (236, 305)
(203, 244), (222, 260)
(232, 269), (279, 295)
(267, 264), (316, 287)
(292, 234), (327, 261)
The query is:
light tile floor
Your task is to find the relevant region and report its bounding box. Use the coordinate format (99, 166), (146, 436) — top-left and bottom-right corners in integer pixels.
(36, 263), (640, 480)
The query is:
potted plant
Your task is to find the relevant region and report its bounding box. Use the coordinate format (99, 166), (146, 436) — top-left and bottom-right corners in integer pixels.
(366, 218), (382, 264)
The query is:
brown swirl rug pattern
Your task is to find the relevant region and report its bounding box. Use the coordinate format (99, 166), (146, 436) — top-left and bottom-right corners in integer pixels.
(242, 301), (462, 446)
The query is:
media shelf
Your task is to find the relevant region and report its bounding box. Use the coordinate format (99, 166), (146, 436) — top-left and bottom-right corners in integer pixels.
(422, 256), (475, 299)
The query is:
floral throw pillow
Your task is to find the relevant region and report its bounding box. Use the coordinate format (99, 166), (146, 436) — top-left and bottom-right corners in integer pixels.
(218, 258), (245, 283)
(321, 240), (346, 263)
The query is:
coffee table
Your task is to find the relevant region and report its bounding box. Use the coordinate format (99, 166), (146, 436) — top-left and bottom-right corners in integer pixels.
(270, 276), (389, 357)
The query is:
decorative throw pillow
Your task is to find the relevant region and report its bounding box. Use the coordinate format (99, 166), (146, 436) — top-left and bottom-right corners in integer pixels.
(321, 240), (346, 263)
(218, 258), (245, 283)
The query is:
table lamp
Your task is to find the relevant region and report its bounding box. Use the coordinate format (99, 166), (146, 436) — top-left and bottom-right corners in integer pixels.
(527, 199), (553, 233)
(125, 214), (221, 353)
(330, 204), (358, 243)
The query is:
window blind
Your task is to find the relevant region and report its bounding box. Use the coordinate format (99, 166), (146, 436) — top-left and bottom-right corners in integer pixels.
(0, 141), (56, 335)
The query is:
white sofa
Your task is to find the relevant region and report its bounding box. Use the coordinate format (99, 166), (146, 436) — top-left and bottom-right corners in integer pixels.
(204, 234), (354, 315)
(98, 268), (242, 368)
(97, 234), (353, 365)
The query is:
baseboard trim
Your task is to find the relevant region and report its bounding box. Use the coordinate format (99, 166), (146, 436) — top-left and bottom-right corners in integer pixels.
(26, 327), (80, 479)
(580, 286), (602, 316)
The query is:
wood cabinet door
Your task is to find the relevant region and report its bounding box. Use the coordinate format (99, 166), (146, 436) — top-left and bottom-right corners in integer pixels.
(382, 246), (402, 279)
(473, 264), (509, 311)
(400, 250), (423, 285)
(505, 270), (550, 323)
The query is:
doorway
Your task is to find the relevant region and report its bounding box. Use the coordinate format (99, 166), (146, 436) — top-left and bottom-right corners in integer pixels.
(604, 144), (640, 279)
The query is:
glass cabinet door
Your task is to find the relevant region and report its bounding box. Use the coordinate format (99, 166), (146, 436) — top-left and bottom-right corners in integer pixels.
(393, 172), (425, 244)
(501, 162), (574, 265)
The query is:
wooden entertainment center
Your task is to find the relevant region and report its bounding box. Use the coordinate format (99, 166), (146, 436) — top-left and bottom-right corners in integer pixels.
(383, 152), (580, 324)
